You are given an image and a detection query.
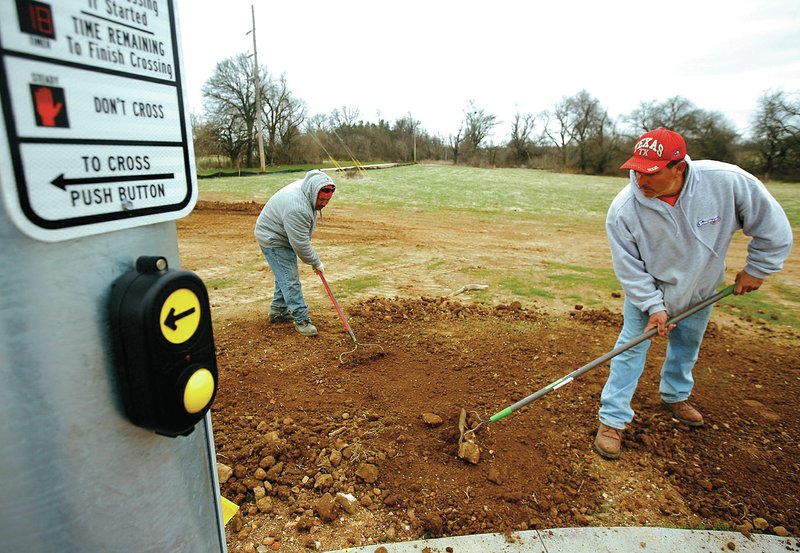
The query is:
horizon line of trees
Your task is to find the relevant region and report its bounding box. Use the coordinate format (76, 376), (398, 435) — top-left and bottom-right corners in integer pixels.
(193, 52), (800, 181)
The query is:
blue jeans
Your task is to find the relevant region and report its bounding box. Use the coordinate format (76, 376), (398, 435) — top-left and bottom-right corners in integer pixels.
(598, 297), (713, 429)
(260, 245), (310, 322)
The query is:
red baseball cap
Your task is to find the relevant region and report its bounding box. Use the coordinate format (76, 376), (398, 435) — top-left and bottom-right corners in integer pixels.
(620, 128), (686, 174)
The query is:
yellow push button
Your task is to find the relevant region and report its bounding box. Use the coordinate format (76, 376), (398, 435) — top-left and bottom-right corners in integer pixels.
(183, 368), (215, 414)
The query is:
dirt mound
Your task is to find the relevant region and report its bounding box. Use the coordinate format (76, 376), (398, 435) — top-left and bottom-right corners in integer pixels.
(211, 296), (800, 552)
(569, 307), (624, 327)
(348, 295), (542, 323)
(195, 200), (263, 214)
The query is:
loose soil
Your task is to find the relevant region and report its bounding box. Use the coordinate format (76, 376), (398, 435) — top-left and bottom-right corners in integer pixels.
(177, 200), (800, 553)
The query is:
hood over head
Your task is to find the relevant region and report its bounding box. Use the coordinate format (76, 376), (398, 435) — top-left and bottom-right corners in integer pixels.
(300, 170), (335, 208)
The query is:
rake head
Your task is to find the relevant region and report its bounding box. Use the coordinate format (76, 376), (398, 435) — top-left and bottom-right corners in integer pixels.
(457, 408), (482, 464)
(338, 339), (384, 364)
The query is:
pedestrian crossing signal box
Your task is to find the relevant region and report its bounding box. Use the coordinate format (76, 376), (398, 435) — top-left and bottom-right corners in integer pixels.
(110, 256), (218, 437)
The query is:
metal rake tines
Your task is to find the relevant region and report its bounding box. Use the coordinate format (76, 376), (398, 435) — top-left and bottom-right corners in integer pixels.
(461, 411), (489, 438)
(338, 340), (384, 364)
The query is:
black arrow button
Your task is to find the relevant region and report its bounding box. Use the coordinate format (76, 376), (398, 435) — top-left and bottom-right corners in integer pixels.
(164, 306), (196, 331)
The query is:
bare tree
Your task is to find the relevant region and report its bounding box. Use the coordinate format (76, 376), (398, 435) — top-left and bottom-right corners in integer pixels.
(623, 96), (741, 164)
(449, 124), (465, 165)
(508, 112), (536, 165)
(568, 90), (605, 173)
(261, 74), (306, 164)
(624, 96), (699, 137)
(540, 91), (620, 173)
(202, 53), (305, 168)
(541, 98), (574, 170)
(202, 53), (259, 168)
(210, 115), (250, 168)
(588, 110), (620, 174)
(392, 114), (420, 162)
(626, 100), (659, 134)
(304, 114), (327, 134)
(463, 100), (498, 150)
(484, 141), (502, 167)
(330, 106), (361, 130)
(190, 113), (224, 168)
(651, 96), (699, 132)
(691, 110), (738, 162)
(750, 90), (800, 179)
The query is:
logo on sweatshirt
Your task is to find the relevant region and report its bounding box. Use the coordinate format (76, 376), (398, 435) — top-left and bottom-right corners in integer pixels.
(697, 216), (722, 228)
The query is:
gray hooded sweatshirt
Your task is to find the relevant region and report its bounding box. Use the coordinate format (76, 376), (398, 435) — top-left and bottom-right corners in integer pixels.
(254, 170), (334, 267)
(606, 156), (793, 316)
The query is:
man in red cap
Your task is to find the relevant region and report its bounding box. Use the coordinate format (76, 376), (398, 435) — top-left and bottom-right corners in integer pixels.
(594, 128), (793, 459)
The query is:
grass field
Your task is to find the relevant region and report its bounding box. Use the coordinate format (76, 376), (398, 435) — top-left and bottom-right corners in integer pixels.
(197, 165), (626, 217)
(198, 164), (799, 221)
(196, 164), (799, 328)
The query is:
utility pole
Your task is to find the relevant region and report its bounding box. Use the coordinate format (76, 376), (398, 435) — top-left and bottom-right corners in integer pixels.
(251, 4), (266, 173)
(410, 113), (417, 163)
(413, 124), (417, 163)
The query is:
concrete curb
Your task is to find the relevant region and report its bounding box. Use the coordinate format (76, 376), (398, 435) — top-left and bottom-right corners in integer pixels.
(326, 526), (798, 552)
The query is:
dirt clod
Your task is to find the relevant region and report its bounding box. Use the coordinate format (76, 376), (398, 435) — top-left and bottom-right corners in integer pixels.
(754, 517), (770, 531)
(422, 412), (444, 427)
(458, 440), (481, 465)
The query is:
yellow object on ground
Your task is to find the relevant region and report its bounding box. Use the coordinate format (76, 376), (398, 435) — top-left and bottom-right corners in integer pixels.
(220, 496), (239, 525)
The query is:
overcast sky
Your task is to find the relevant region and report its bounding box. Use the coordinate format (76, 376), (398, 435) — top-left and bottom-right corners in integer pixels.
(175, 0), (800, 140)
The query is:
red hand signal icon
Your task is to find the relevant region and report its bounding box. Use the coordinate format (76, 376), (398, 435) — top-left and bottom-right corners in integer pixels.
(34, 86), (62, 126)
(30, 84), (69, 128)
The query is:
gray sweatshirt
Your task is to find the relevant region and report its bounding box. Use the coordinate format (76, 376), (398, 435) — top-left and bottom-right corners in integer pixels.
(254, 170), (334, 267)
(606, 156), (793, 316)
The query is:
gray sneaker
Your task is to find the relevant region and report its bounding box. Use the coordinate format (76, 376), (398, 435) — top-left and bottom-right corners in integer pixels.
(294, 320), (318, 336)
(269, 309), (292, 323)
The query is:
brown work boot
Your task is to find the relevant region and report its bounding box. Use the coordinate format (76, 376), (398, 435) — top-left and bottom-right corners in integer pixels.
(661, 400), (704, 427)
(594, 423), (623, 460)
(269, 308), (292, 324)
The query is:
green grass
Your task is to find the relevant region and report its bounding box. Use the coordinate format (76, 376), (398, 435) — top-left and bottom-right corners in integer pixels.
(204, 277), (234, 289)
(458, 267), (559, 300)
(197, 164), (799, 225)
(461, 263), (619, 305)
(196, 164), (630, 217)
(716, 285), (800, 327)
(543, 265), (620, 306)
(664, 522), (733, 532)
(767, 181), (800, 225)
(545, 264), (619, 289)
(500, 277), (556, 299)
(326, 275), (381, 298)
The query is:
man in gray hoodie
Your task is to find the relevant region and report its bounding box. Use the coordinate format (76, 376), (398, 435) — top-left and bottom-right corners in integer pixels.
(254, 170), (336, 337)
(595, 128), (793, 459)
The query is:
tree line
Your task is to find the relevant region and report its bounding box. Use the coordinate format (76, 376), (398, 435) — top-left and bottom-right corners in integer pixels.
(192, 53), (800, 181)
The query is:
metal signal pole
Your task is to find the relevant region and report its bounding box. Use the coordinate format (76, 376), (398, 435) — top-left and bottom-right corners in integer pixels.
(251, 4), (266, 173)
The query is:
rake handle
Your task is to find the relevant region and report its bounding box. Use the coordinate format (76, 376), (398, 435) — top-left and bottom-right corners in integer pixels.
(316, 270), (357, 344)
(488, 284), (736, 423)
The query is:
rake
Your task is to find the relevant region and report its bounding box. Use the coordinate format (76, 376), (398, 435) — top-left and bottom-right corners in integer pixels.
(460, 284), (735, 445)
(316, 269), (383, 363)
